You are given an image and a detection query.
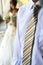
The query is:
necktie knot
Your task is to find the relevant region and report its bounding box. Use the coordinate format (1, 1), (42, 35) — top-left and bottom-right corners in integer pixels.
(33, 5), (41, 16)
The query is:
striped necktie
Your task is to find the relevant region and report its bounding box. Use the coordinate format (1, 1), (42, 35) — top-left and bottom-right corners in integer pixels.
(22, 5), (41, 65)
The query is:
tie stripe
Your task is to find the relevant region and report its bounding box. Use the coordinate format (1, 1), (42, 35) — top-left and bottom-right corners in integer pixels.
(22, 5), (41, 65)
(23, 16), (35, 65)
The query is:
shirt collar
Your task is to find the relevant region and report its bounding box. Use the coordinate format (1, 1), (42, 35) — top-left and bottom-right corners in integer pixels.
(36, 1), (40, 5)
(28, 0), (34, 9)
(30, 0), (34, 5)
(31, 1), (41, 9)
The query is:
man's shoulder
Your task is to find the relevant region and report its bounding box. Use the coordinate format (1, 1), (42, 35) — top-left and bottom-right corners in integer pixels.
(17, 3), (29, 21)
(18, 3), (28, 15)
(17, 0), (34, 17)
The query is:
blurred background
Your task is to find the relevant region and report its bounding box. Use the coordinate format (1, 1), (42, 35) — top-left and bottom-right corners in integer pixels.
(0, 0), (28, 43)
(0, 1), (33, 65)
(0, 0), (28, 16)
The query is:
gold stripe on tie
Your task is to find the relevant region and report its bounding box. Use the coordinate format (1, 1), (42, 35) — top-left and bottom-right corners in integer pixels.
(22, 16), (35, 65)
(22, 5), (41, 65)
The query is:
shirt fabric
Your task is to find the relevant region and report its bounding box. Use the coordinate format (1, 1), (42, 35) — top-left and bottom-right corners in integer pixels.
(11, 0), (42, 65)
(31, 7), (43, 65)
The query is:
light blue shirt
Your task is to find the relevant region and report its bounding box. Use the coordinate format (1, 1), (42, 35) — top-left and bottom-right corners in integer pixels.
(11, 0), (34, 65)
(31, 8), (43, 65)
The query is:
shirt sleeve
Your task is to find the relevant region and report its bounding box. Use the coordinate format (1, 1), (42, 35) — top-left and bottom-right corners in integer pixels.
(11, 9), (22, 65)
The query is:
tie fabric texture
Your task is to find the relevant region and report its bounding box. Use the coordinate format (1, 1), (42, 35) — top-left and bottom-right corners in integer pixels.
(22, 5), (41, 65)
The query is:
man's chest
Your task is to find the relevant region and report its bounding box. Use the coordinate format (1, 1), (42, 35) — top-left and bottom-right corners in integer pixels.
(19, 9), (34, 39)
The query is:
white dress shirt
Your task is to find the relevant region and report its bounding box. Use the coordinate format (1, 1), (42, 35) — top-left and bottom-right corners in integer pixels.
(11, 0), (34, 65)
